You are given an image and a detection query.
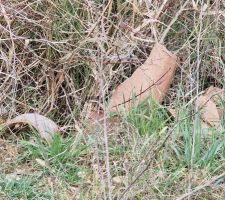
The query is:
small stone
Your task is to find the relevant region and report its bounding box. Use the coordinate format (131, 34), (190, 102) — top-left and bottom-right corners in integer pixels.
(112, 176), (123, 185)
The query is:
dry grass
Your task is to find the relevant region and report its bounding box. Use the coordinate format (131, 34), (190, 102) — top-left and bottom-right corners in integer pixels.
(1, 0), (225, 199)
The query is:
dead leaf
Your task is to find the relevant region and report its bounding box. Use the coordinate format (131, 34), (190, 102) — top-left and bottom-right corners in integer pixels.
(2, 113), (59, 143)
(167, 107), (176, 119)
(110, 43), (177, 111)
(35, 158), (49, 168)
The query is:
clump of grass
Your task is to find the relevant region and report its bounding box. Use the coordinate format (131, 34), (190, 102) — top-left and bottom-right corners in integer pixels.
(0, 132), (93, 199)
(126, 97), (170, 136)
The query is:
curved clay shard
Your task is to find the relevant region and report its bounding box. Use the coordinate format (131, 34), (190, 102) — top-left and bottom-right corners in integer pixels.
(110, 43), (177, 112)
(205, 86), (225, 102)
(3, 113), (59, 143)
(196, 95), (221, 128)
(196, 86), (225, 129)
